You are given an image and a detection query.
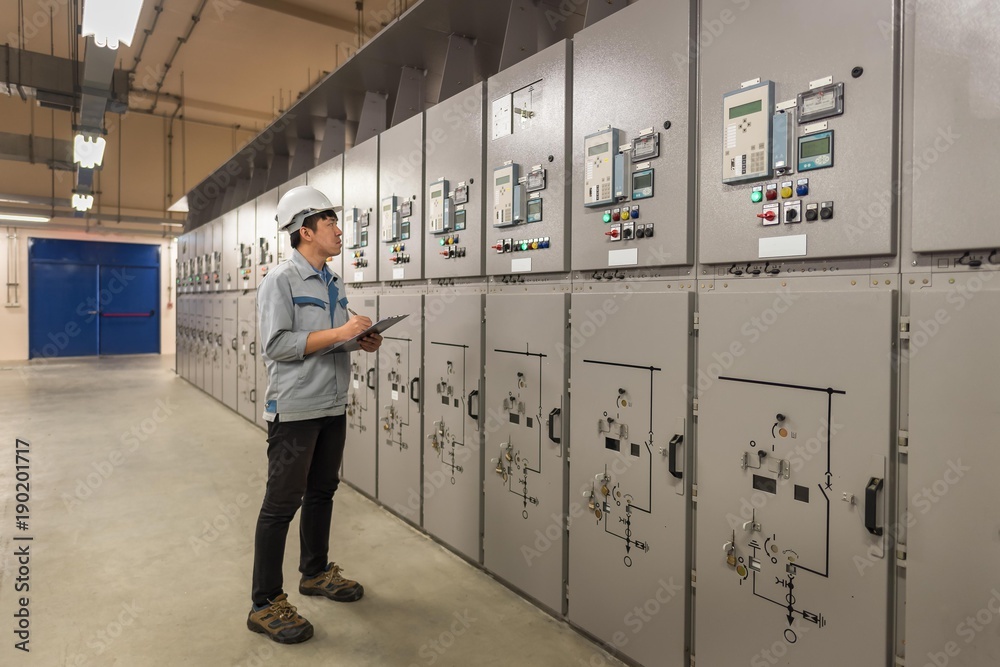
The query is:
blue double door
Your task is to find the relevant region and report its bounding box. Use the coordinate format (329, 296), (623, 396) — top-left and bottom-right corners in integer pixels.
(28, 239), (161, 359)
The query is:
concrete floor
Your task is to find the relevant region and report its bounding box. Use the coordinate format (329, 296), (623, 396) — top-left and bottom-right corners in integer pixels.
(0, 355), (625, 667)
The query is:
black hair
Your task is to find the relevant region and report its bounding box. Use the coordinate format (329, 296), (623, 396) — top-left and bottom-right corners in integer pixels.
(288, 212), (324, 249)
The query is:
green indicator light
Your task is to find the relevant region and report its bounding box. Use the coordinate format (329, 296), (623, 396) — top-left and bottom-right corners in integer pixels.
(439, 239), (445, 246)
(602, 212), (612, 223)
(521, 243), (528, 251)
(751, 190), (763, 203)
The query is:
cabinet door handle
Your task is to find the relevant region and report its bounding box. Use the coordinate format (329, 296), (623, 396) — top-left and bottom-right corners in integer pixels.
(865, 477), (884, 536)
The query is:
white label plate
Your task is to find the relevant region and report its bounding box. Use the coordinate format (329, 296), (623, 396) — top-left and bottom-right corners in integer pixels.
(608, 248), (639, 267)
(393, 267), (405, 280)
(511, 257), (532, 273)
(392, 390), (399, 401)
(354, 271), (364, 282)
(759, 235), (807, 258)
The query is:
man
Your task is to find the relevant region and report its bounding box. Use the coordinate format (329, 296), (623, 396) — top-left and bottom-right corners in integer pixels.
(248, 186), (382, 644)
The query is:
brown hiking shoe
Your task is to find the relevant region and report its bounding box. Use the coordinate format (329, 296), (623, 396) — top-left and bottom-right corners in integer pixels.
(299, 562), (365, 602)
(247, 594), (314, 644)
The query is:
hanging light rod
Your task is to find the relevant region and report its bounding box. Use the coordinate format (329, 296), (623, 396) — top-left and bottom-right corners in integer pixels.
(0, 213), (51, 223)
(81, 0), (145, 51)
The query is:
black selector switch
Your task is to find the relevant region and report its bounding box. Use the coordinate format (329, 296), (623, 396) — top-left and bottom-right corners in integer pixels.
(785, 208), (798, 223)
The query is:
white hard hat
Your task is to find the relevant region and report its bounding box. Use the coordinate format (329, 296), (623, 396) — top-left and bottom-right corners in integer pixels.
(275, 186), (340, 233)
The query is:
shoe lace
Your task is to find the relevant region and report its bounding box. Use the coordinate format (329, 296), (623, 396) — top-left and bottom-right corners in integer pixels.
(270, 598), (298, 621)
(321, 564), (345, 584)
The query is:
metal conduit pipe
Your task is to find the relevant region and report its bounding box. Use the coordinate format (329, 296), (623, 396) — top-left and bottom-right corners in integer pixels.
(149, 0), (209, 114)
(128, 0), (166, 75)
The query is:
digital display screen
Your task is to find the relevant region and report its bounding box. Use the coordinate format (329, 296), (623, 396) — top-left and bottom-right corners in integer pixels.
(588, 142), (609, 156)
(496, 175), (510, 186)
(528, 200), (541, 214)
(633, 173), (652, 189)
(729, 99), (762, 119)
(431, 190), (442, 199)
(800, 136), (831, 159)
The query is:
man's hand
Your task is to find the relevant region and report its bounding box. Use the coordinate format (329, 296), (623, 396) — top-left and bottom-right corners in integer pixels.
(359, 333), (382, 352)
(340, 314), (372, 340)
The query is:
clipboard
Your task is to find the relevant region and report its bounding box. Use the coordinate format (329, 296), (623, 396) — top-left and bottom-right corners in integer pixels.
(323, 314), (408, 353)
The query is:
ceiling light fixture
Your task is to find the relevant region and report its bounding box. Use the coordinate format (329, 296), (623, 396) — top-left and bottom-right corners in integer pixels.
(0, 214), (51, 223)
(72, 194), (95, 212)
(74, 134), (107, 168)
(167, 196), (189, 213)
(81, 0), (145, 50)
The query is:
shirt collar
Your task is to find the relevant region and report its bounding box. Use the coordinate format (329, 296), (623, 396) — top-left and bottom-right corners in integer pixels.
(290, 249), (337, 284)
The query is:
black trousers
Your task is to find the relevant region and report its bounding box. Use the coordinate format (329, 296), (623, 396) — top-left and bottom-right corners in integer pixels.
(251, 414), (347, 607)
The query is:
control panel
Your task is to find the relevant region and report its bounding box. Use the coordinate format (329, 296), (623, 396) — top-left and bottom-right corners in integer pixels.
(583, 128), (620, 207)
(378, 113), (424, 281)
(493, 163), (520, 227)
(425, 83), (485, 280)
(380, 196), (399, 243)
(486, 40), (570, 275)
(722, 79), (774, 184)
(344, 134), (379, 283)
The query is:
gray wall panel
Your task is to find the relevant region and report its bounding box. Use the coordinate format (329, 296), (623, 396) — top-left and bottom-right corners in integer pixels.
(698, 0), (897, 265)
(572, 0), (693, 271)
(378, 115), (426, 281)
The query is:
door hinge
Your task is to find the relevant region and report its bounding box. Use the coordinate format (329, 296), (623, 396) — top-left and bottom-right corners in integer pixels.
(692, 398), (699, 417)
(691, 569), (697, 586)
(693, 312), (700, 330)
(896, 544), (908, 566)
(898, 430), (909, 455)
(899, 316), (911, 340)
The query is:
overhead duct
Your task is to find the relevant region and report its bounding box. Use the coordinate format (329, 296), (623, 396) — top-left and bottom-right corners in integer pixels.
(0, 45), (129, 114)
(0, 132), (75, 170)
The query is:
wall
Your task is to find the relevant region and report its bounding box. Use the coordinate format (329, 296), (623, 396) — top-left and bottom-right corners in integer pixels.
(0, 224), (177, 362)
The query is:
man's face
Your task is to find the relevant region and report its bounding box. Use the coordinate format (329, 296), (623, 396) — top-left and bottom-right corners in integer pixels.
(303, 213), (342, 257)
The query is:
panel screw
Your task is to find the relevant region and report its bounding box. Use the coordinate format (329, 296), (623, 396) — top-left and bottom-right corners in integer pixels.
(851, 66), (864, 78)
(663, 121), (672, 130)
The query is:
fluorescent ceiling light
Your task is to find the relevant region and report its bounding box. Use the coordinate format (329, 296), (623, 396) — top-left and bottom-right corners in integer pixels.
(0, 197), (29, 204)
(74, 134), (107, 168)
(81, 0), (145, 50)
(0, 214), (50, 223)
(161, 222), (184, 228)
(72, 194), (95, 212)
(167, 196), (189, 213)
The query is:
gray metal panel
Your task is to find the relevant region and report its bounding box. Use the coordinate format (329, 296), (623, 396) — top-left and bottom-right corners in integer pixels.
(307, 155), (345, 280)
(178, 298), (188, 379)
(378, 114), (426, 281)
(237, 293), (258, 424)
(343, 136), (380, 284)
(222, 294), (238, 411)
(343, 286), (379, 497)
(906, 276), (1000, 666)
(483, 289), (569, 614)
(567, 288), (690, 667)
(211, 297), (223, 402)
(376, 291), (424, 525)
(572, 0), (692, 271)
(221, 210), (239, 291)
(237, 201), (256, 292)
(486, 40), (571, 275)
(695, 286), (895, 666)
(194, 297), (206, 391)
(255, 189), (280, 289)
(425, 83), (486, 280)
(195, 227), (208, 293)
(911, 6), (1000, 253)
(210, 220), (223, 292)
(698, 0), (897, 264)
(422, 288), (485, 563)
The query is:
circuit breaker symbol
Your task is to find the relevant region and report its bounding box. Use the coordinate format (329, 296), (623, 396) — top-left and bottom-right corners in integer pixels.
(346, 358), (373, 432)
(490, 358), (558, 520)
(720, 375), (851, 645)
(580, 379), (677, 568)
(381, 344), (417, 452)
(427, 353), (476, 484)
